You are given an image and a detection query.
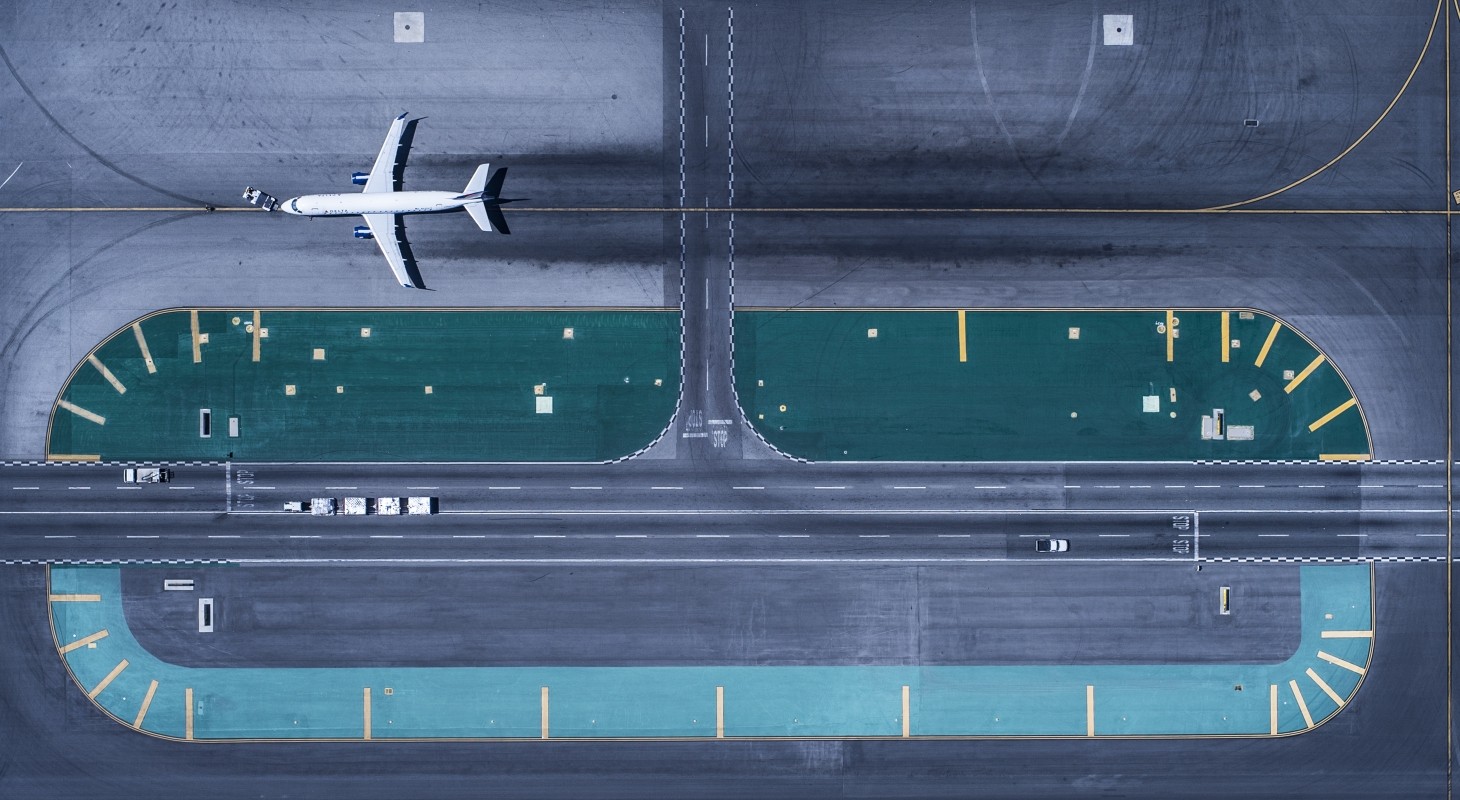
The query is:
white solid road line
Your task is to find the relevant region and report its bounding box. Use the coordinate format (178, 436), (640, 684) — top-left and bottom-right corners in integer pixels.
(570, 486), (602, 490)
(814, 486), (846, 490)
(1257, 534), (1290, 537)
(407, 486), (439, 490)
(11, 486), (39, 490)
(1098, 534), (1130, 537)
(616, 534), (647, 538)
(43, 535), (75, 539)
(732, 486), (765, 490)
(488, 486), (521, 490)
(208, 535), (241, 539)
(938, 534), (972, 538)
(453, 535), (486, 539)
(892, 486), (927, 490)
(651, 486), (684, 490)
(126, 535), (159, 539)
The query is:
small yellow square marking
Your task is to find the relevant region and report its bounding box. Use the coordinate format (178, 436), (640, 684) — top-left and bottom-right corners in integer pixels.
(336, 386), (344, 394)
(313, 348), (326, 361)
(198, 333), (210, 344)
(534, 383), (546, 396)
(1249, 389), (1262, 402)
(361, 327), (371, 338)
(88, 642), (97, 649)
(424, 386), (433, 394)
(285, 384), (296, 396)
(1068, 327), (1080, 340)
(867, 328), (878, 338)
(563, 327), (575, 340)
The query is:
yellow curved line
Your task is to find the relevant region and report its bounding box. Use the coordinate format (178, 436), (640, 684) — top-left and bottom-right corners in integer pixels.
(1204, 0), (1444, 211)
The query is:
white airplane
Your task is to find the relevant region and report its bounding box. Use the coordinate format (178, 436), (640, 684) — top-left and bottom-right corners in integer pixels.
(270, 113), (509, 289)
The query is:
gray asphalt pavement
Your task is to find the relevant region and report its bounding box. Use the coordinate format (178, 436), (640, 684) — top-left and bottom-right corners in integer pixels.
(0, 561), (1444, 799)
(118, 562), (1301, 667)
(0, 0), (1452, 797)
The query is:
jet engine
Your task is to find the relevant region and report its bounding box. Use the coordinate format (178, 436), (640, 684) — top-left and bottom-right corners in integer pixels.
(351, 171), (370, 186)
(353, 226), (373, 240)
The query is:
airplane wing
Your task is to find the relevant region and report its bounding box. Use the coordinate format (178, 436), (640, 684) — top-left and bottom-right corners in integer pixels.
(363, 213), (426, 288)
(363, 112), (410, 194)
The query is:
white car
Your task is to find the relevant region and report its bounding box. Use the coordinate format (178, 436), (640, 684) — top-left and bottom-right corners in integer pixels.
(1034, 538), (1069, 553)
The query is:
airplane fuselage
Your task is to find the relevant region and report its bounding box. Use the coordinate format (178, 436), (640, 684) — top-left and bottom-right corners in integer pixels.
(281, 190), (476, 217)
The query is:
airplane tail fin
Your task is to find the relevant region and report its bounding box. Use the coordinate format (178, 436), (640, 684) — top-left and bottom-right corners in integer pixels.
(464, 164), (492, 195)
(465, 201), (511, 235)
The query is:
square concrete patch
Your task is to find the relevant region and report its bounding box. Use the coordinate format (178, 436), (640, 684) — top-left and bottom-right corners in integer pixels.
(395, 12), (424, 43)
(536, 396), (554, 414)
(1103, 15), (1133, 45)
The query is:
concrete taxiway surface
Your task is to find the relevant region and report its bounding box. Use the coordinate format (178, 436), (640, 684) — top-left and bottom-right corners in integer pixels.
(0, 0), (1453, 796)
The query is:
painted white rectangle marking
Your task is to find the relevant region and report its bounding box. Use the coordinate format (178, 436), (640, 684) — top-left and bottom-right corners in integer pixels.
(198, 598), (214, 632)
(1103, 14), (1133, 45)
(394, 11), (424, 42)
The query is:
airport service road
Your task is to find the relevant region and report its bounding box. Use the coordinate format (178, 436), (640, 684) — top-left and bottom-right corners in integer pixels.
(0, 505), (1444, 565)
(0, 461), (1447, 515)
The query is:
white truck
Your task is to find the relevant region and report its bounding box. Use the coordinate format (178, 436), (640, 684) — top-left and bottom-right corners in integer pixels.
(122, 467), (172, 484)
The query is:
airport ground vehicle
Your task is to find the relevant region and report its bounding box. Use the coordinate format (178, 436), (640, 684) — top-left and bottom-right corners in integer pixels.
(121, 467), (171, 484)
(284, 496), (437, 515)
